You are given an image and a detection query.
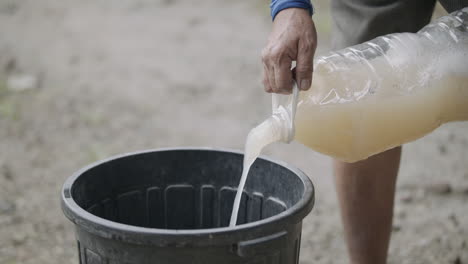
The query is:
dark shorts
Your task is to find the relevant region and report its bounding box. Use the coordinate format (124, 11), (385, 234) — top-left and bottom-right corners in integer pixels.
(330, 0), (467, 49)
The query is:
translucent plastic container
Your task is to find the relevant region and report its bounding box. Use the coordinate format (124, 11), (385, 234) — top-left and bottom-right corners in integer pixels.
(273, 8), (468, 162)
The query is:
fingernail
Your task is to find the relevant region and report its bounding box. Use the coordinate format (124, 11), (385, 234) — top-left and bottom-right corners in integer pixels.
(300, 79), (311, 90)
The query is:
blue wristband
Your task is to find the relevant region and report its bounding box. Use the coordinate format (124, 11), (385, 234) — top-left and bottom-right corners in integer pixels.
(270, 0), (314, 21)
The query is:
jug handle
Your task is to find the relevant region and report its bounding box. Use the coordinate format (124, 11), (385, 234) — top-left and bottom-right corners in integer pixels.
(272, 81), (299, 116)
(271, 81), (300, 142)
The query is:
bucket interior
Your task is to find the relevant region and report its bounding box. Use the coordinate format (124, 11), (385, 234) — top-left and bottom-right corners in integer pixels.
(70, 150), (305, 229)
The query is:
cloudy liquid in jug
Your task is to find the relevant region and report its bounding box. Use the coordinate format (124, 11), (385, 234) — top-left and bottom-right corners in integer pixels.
(295, 65), (468, 162)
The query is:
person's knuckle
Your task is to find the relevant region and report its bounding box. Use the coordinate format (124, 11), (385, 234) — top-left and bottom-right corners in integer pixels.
(261, 48), (271, 62)
(263, 46), (280, 60)
(270, 49), (280, 59)
(270, 47), (286, 62)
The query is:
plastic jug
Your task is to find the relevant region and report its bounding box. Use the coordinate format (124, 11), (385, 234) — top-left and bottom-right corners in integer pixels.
(275, 7), (468, 162)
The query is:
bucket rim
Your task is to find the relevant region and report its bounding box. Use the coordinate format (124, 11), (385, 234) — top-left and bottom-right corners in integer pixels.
(61, 147), (314, 245)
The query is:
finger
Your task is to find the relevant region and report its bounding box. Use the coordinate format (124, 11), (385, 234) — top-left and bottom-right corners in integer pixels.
(262, 48), (278, 93)
(263, 64), (273, 93)
(267, 63), (277, 93)
(274, 60), (293, 94)
(296, 38), (315, 91)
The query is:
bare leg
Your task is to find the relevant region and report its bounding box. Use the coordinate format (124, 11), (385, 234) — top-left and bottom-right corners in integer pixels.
(334, 147), (401, 264)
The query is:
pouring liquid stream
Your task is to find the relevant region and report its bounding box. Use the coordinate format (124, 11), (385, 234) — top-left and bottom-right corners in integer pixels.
(229, 87), (298, 227)
(228, 116), (283, 227)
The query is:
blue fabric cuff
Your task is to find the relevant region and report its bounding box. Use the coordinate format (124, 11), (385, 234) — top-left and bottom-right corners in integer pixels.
(270, 0), (314, 21)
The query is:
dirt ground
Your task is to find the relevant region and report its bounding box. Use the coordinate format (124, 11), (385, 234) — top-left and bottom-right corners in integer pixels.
(0, 0), (467, 263)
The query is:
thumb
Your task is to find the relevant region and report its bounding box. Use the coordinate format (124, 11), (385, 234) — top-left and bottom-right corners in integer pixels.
(295, 39), (314, 91)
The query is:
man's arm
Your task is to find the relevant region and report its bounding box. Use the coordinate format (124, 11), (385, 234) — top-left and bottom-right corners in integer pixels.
(262, 4), (317, 94)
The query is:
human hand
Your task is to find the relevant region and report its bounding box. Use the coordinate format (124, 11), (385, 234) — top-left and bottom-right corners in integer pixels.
(262, 8), (317, 94)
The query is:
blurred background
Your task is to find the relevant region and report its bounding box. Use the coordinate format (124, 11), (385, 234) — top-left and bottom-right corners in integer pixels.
(0, 0), (467, 263)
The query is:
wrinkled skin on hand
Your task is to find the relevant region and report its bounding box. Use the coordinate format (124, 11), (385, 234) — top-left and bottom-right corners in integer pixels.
(262, 8), (317, 94)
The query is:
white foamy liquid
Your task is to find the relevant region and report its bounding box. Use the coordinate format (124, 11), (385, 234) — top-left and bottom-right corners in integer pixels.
(229, 116), (282, 227)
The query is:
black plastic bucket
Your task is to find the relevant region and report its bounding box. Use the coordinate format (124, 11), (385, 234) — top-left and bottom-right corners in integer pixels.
(61, 148), (314, 264)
